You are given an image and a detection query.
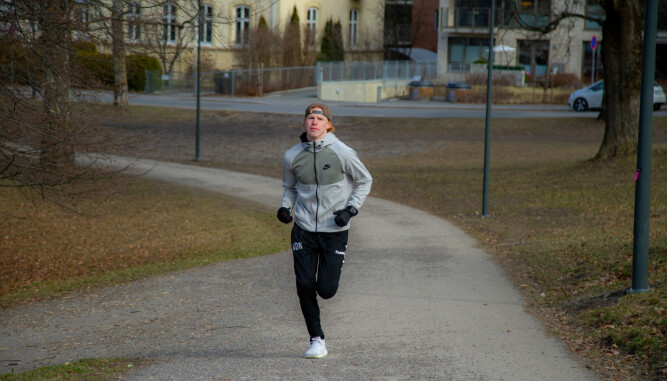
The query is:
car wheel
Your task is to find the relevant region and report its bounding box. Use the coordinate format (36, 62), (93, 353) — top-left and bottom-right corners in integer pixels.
(654, 103), (662, 111)
(573, 98), (589, 111)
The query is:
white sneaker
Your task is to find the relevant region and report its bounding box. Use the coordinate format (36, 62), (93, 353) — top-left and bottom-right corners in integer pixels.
(304, 337), (327, 358)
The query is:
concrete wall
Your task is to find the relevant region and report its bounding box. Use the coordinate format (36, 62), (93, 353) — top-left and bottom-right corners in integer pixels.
(318, 80), (410, 103)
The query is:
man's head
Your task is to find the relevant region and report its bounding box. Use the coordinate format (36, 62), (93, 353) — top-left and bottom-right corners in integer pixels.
(303, 103), (334, 142)
(304, 103), (332, 123)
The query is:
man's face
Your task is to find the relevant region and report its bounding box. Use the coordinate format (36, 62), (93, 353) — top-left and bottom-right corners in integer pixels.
(303, 108), (331, 142)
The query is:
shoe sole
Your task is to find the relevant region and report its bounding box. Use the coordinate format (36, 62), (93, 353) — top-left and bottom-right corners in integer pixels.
(305, 351), (328, 359)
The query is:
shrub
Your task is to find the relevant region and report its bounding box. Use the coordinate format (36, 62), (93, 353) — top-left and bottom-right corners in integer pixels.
(76, 51), (114, 88)
(127, 55), (161, 91)
(552, 73), (583, 88)
(74, 49), (161, 92)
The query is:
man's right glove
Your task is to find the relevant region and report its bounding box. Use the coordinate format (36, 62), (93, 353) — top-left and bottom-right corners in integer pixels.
(277, 207), (293, 224)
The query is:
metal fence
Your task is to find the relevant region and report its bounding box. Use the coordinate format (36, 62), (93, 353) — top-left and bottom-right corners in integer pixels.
(145, 66), (317, 96)
(316, 61), (438, 83)
(145, 61), (439, 96)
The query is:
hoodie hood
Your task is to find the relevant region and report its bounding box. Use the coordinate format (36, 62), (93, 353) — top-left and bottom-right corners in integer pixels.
(300, 132), (338, 152)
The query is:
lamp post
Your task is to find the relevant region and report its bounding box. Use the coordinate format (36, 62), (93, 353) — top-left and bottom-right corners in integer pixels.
(631, 0), (658, 294)
(482, 0), (495, 218)
(194, 0), (201, 161)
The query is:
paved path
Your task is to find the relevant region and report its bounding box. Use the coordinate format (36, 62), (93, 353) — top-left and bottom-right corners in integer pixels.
(0, 156), (600, 380)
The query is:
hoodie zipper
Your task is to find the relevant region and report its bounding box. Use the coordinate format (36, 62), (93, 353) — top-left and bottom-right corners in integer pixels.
(313, 142), (320, 232)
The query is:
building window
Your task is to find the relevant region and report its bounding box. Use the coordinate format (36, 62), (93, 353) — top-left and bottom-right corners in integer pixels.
(73, 1), (90, 39)
(162, 3), (177, 43)
(518, 0), (551, 28)
(584, 0), (603, 30)
(307, 7), (318, 43)
(349, 9), (358, 46)
(127, 2), (141, 41)
(518, 39), (549, 76)
(582, 40), (603, 81)
(235, 5), (250, 45)
(448, 37), (489, 67)
(199, 4), (213, 43)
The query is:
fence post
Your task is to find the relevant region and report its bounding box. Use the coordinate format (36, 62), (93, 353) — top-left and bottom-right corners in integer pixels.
(231, 70), (235, 96)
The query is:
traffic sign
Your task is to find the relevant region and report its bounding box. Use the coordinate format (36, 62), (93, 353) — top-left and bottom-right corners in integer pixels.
(591, 35), (598, 50)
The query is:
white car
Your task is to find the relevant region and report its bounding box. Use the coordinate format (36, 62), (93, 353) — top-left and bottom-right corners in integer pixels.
(568, 80), (666, 111)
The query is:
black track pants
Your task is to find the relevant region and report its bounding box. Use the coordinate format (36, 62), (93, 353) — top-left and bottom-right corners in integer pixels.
(291, 224), (348, 340)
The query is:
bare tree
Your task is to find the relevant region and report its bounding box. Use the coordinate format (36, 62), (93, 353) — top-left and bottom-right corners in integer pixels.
(0, 0), (118, 204)
(511, 0), (646, 159)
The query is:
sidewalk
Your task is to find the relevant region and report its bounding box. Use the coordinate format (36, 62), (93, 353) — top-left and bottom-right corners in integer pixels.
(0, 156), (601, 380)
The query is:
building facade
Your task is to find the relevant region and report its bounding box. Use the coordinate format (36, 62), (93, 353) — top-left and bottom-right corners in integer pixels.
(436, 0), (667, 81)
(68, 0), (385, 72)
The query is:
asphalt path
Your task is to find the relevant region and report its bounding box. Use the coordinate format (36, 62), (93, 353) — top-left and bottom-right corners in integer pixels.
(94, 87), (619, 119)
(1, 155), (600, 380)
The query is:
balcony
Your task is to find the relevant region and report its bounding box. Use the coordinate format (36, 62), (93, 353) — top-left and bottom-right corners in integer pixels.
(439, 7), (518, 33)
(440, 7), (491, 33)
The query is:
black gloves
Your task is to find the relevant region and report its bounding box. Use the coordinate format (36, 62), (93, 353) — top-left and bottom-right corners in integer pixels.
(277, 207), (293, 224)
(333, 205), (358, 227)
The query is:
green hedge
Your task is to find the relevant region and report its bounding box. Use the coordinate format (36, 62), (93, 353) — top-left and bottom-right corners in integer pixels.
(127, 54), (161, 91)
(75, 45), (162, 91)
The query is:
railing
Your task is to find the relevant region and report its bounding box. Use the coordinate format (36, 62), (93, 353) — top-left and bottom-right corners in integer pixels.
(145, 66), (317, 96)
(317, 61), (438, 83)
(440, 7), (543, 31)
(145, 62), (439, 96)
(440, 7), (493, 31)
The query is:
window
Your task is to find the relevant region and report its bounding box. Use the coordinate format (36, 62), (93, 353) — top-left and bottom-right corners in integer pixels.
(584, 0), (603, 30)
(582, 40), (603, 81)
(448, 37), (489, 65)
(307, 7), (318, 42)
(235, 5), (250, 45)
(199, 4), (213, 43)
(349, 9), (358, 46)
(518, 39), (549, 76)
(518, 0), (550, 28)
(162, 3), (177, 43)
(73, 2), (90, 39)
(127, 2), (141, 41)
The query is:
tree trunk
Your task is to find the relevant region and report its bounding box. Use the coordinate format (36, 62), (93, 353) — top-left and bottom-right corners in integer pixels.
(596, 0), (643, 159)
(39, 0), (75, 171)
(112, 0), (129, 107)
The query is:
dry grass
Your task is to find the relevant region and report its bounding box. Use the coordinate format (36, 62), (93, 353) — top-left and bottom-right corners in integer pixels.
(0, 176), (288, 307)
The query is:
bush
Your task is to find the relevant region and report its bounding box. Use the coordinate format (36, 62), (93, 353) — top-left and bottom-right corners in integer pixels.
(127, 55), (161, 91)
(74, 49), (161, 92)
(76, 51), (114, 88)
(552, 73), (583, 88)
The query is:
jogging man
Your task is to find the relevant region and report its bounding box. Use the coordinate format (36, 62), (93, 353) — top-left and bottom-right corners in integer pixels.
(277, 103), (372, 358)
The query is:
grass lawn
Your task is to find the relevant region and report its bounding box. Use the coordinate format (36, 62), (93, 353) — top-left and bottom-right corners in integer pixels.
(0, 358), (144, 381)
(0, 177), (289, 307)
(2, 105), (665, 380)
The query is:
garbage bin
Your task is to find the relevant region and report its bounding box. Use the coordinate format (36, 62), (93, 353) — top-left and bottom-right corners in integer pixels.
(214, 72), (232, 94)
(409, 79), (435, 100)
(445, 81), (471, 103)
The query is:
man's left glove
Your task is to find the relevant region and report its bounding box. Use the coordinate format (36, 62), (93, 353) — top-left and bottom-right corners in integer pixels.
(333, 205), (358, 227)
(277, 207), (293, 224)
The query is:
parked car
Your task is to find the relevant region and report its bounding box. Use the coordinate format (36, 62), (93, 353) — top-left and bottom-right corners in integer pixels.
(568, 80), (666, 111)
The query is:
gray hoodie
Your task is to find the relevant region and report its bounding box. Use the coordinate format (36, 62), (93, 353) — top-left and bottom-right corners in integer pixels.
(281, 132), (372, 233)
